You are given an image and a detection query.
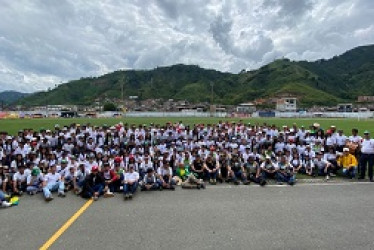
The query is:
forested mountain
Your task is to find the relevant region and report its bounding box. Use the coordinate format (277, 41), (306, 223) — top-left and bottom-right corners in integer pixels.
(18, 45), (374, 107)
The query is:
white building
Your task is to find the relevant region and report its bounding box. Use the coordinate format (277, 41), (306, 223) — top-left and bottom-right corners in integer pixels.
(276, 97), (297, 112)
(236, 102), (256, 113)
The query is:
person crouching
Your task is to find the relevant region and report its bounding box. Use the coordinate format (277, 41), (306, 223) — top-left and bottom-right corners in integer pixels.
(141, 168), (159, 191)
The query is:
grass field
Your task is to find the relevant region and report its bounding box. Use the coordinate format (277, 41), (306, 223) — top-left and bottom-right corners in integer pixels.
(0, 117), (373, 135)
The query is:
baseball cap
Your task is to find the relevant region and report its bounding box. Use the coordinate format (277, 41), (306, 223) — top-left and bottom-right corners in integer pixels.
(364, 130), (370, 134)
(343, 148), (349, 152)
(91, 166), (99, 172)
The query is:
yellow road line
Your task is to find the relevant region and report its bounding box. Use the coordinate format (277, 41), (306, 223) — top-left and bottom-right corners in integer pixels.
(39, 199), (94, 250)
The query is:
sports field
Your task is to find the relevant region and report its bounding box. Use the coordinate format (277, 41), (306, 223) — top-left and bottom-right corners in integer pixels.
(0, 117), (373, 135)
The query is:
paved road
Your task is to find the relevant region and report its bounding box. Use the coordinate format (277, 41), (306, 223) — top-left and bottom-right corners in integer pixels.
(1, 183), (374, 250)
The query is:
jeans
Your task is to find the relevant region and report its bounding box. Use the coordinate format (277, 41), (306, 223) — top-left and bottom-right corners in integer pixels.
(0, 190), (5, 201)
(343, 167), (357, 178)
(86, 184), (104, 198)
(262, 171), (276, 180)
(207, 170), (218, 180)
(124, 182), (138, 195)
(276, 172), (295, 184)
(360, 153), (374, 179)
(232, 170), (244, 182)
(43, 182), (65, 198)
(141, 182), (159, 191)
(26, 186), (40, 193)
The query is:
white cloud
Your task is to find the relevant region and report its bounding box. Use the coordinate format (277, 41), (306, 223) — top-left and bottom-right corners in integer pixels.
(0, 0), (373, 92)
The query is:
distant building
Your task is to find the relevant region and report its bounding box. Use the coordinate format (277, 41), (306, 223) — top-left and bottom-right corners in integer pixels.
(276, 97), (297, 112)
(337, 103), (353, 112)
(358, 96), (374, 103)
(236, 102), (256, 113)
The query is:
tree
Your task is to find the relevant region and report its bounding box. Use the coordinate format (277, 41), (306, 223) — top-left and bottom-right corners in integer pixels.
(103, 102), (117, 111)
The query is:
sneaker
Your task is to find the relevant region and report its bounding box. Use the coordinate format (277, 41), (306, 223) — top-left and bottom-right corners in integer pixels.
(201, 183), (206, 189)
(326, 175), (330, 180)
(260, 180), (267, 186)
(159, 186), (163, 191)
(234, 180), (240, 185)
(93, 196), (99, 201)
(196, 184), (201, 189)
(58, 192), (66, 198)
(212, 179), (217, 185)
(1, 201), (12, 208)
(129, 194), (133, 199)
(104, 191), (115, 198)
(45, 196), (54, 202)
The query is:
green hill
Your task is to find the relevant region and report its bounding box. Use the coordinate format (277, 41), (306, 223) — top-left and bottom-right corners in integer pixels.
(0, 91), (29, 104)
(18, 45), (374, 107)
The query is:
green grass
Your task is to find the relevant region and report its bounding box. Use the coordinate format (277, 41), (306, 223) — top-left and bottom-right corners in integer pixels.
(0, 117), (373, 135)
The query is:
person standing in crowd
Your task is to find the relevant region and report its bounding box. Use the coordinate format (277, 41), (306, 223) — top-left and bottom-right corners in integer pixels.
(359, 131), (374, 181)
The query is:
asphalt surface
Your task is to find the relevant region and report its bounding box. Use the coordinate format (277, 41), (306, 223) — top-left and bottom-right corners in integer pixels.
(1, 183), (374, 250)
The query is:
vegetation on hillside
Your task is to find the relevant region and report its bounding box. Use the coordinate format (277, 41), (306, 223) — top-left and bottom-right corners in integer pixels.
(18, 45), (374, 107)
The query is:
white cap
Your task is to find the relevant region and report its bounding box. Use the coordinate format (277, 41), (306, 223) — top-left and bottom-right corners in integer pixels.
(343, 148), (349, 152)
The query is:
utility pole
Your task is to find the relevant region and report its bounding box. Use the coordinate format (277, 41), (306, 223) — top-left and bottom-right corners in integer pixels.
(210, 82), (214, 117)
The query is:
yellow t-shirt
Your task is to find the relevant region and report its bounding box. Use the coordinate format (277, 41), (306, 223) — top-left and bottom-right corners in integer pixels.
(337, 154), (358, 168)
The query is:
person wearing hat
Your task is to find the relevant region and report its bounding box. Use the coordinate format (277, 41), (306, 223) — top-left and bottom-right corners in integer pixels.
(82, 166), (104, 201)
(337, 148), (358, 179)
(43, 165), (66, 201)
(359, 130), (374, 181)
(140, 168), (159, 191)
(260, 156), (278, 181)
(26, 167), (44, 195)
(123, 164), (139, 199)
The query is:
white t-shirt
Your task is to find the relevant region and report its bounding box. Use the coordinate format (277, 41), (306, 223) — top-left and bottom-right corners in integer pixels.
(13, 169), (31, 182)
(124, 172), (139, 182)
(361, 139), (374, 154)
(44, 172), (61, 185)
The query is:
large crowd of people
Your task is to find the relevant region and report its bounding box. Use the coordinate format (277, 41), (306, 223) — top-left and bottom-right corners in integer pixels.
(1, 120), (373, 208)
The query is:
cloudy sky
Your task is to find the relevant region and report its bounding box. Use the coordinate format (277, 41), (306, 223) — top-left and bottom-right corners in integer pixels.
(0, 0), (373, 93)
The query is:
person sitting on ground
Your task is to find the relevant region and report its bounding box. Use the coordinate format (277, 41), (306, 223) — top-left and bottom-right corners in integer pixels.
(218, 151), (231, 183)
(111, 163), (124, 192)
(229, 153), (249, 185)
(204, 155), (220, 185)
(157, 161), (176, 190)
(141, 168), (159, 191)
(261, 156), (278, 182)
(12, 165), (30, 196)
(64, 166), (77, 192)
(123, 165), (139, 199)
(337, 148), (358, 179)
(102, 162), (117, 197)
(314, 152), (333, 180)
(0, 188), (11, 208)
(243, 155), (266, 186)
(191, 154), (205, 180)
(75, 163), (89, 195)
(276, 155), (295, 185)
(26, 166), (44, 195)
(82, 166), (104, 201)
(0, 165), (9, 193)
(43, 165), (66, 201)
(300, 155), (315, 177)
